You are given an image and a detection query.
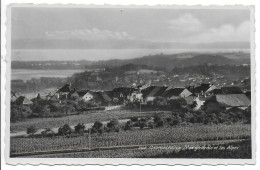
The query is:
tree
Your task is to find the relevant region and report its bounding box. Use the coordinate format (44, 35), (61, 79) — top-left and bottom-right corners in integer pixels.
(154, 97), (167, 107)
(124, 120), (133, 131)
(74, 123), (86, 134)
(58, 124), (72, 136)
(106, 119), (120, 132)
(27, 125), (37, 135)
(91, 121), (104, 134)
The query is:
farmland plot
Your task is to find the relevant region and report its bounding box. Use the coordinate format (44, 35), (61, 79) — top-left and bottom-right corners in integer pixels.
(10, 124), (250, 155)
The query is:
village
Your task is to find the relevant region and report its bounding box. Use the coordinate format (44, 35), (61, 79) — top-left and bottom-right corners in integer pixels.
(11, 79), (251, 122)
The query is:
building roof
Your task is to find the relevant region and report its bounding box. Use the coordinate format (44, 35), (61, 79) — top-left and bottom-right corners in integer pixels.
(162, 88), (185, 98)
(15, 96), (33, 105)
(94, 91), (112, 103)
(36, 93), (41, 99)
(245, 91), (251, 100)
(76, 90), (90, 98)
(58, 83), (73, 93)
(215, 94), (251, 107)
(113, 87), (135, 94)
(221, 86), (243, 94)
(142, 86), (168, 98)
(194, 84), (211, 93)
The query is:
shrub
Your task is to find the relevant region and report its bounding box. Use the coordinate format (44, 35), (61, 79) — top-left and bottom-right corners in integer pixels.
(91, 121), (104, 134)
(27, 125), (37, 135)
(154, 114), (163, 123)
(139, 118), (148, 129)
(41, 128), (55, 137)
(148, 121), (155, 129)
(11, 104), (32, 122)
(74, 123), (86, 134)
(170, 114), (182, 126)
(58, 124), (72, 136)
(130, 117), (139, 122)
(93, 121), (103, 129)
(106, 119), (120, 132)
(156, 120), (164, 127)
(166, 117), (173, 123)
(124, 120), (133, 131)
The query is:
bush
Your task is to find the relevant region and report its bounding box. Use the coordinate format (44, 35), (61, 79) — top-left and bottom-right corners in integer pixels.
(130, 117), (139, 122)
(139, 118), (148, 129)
(11, 104), (32, 122)
(91, 121), (104, 134)
(124, 120), (133, 131)
(154, 114), (163, 123)
(170, 115), (182, 126)
(106, 119), (120, 132)
(41, 128), (55, 137)
(74, 123), (86, 134)
(148, 121), (155, 129)
(27, 125), (37, 135)
(156, 120), (164, 127)
(58, 124), (72, 136)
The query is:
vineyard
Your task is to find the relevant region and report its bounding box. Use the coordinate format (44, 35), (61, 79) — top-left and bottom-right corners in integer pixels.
(10, 124), (250, 156)
(26, 140), (251, 158)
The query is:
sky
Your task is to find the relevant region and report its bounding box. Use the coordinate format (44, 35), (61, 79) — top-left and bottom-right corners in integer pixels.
(11, 7), (251, 61)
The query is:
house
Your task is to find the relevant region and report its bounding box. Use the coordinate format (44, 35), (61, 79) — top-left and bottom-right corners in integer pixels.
(194, 83), (211, 94)
(226, 107), (246, 115)
(186, 86), (195, 93)
(15, 96), (33, 105)
(68, 91), (80, 100)
(56, 83), (75, 99)
(244, 91), (251, 100)
(210, 88), (223, 95)
(112, 87), (135, 102)
(129, 90), (143, 102)
(205, 85), (218, 94)
(194, 83), (217, 96)
(11, 91), (18, 103)
(204, 94), (251, 113)
(162, 88), (192, 100)
(77, 90), (94, 102)
(93, 91), (112, 105)
(141, 86), (168, 102)
(221, 86), (243, 94)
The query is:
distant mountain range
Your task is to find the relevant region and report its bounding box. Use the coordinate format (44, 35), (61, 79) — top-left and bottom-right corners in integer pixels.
(12, 52), (250, 70)
(92, 52), (250, 70)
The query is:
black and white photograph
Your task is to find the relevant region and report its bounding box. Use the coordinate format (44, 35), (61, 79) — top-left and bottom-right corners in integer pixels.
(5, 5), (255, 165)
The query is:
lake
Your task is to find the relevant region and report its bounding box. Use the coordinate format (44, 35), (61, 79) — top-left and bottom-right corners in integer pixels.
(11, 69), (84, 81)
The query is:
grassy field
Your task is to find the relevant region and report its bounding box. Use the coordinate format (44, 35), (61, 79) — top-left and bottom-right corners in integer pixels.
(10, 110), (171, 132)
(10, 124), (250, 154)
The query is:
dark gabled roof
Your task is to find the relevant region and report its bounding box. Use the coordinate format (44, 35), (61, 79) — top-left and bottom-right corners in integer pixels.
(76, 90), (90, 98)
(221, 86), (243, 94)
(162, 88), (185, 98)
(94, 92), (112, 103)
(215, 94), (251, 107)
(11, 91), (17, 98)
(15, 96), (33, 105)
(211, 88), (223, 95)
(194, 83), (210, 93)
(58, 84), (73, 93)
(112, 87), (135, 94)
(186, 86), (195, 93)
(245, 91), (251, 100)
(36, 93), (41, 99)
(142, 86), (168, 98)
(104, 91), (113, 98)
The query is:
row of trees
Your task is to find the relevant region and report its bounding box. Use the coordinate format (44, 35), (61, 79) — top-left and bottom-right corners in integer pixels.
(26, 107), (250, 138)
